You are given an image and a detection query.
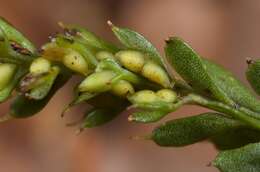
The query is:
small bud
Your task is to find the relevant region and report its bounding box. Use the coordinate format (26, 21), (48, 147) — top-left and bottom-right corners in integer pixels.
(156, 89), (177, 103)
(115, 50), (145, 73)
(111, 80), (135, 97)
(78, 70), (116, 92)
(30, 57), (51, 74)
(141, 61), (171, 88)
(128, 90), (158, 104)
(96, 51), (115, 61)
(0, 63), (16, 90)
(41, 42), (66, 61)
(25, 66), (60, 100)
(62, 50), (88, 75)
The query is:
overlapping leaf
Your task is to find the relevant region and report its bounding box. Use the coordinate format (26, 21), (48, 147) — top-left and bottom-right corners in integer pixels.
(110, 22), (165, 67)
(214, 142), (260, 172)
(151, 113), (242, 147)
(165, 37), (260, 116)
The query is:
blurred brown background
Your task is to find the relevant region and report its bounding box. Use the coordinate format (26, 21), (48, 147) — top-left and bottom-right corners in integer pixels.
(1, 0), (260, 171)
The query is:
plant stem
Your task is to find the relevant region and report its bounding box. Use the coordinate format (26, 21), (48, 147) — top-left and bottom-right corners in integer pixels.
(184, 94), (260, 130)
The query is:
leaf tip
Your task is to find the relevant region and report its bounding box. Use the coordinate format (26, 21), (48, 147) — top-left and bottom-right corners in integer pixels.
(165, 37), (171, 43)
(128, 115), (135, 122)
(61, 106), (70, 118)
(57, 21), (65, 29)
(246, 57), (254, 65)
(75, 127), (84, 135)
(107, 20), (114, 27)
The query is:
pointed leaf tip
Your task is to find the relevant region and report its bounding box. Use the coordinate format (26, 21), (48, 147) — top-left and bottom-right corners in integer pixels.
(165, 38), (171, 43)
(246, 57), (253, 65)
(61, 105), (71, 118)
(75, 127), (84, 135)
(107, 20), (114, 27)
(128, 115), (134, 121)
(57, 21), (65, 29)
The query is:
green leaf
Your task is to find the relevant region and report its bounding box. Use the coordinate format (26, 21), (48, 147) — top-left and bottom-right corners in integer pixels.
(87, 92), (129, 109)
(24, 67), (60, 100)
(151, 113), (241, 147)
(9, 65), (71, 118)
(76, 93), (129, 130)
(71, 92), (98, 106)
(165, 37), (260, 115)
(129, 110), (169, 123)
(84, 93), (129, 125)
(204, 59), (260, 114)
(246, 59), (260, 95)
(0, 17), (36, 53)
(211, 127), (260, 150)
(128, 94), (195, 123)
(60, 22), (119, 53)
(62, 89), (129, 118)
(110, 22), (165, 67)
(213, 142), (260, 172)
(54, 35), (99, 69)
(0, 28), (35, 64)
(0, 18), (36, 67)
(61, 91), (98, 117)
(165, 37), (210, 92)
(81, 108), (119, 128)
(0, 66), (27, 102)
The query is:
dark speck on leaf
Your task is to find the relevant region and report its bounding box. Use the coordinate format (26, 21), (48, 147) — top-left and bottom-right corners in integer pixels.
(10, 41), (31, 55)
(64, 28), (78, 36)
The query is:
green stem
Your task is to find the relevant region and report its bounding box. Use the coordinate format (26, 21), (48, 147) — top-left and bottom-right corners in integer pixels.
(185, 94), (260, 130)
